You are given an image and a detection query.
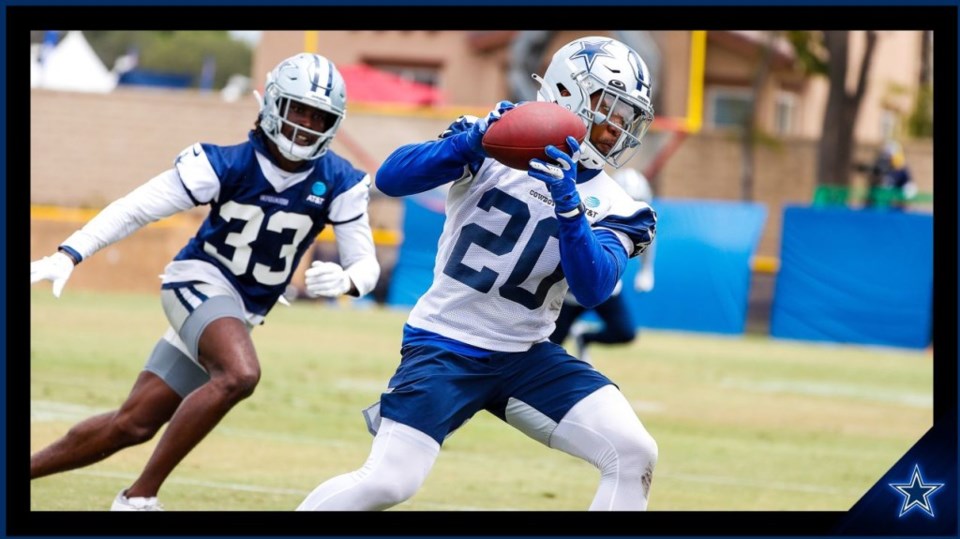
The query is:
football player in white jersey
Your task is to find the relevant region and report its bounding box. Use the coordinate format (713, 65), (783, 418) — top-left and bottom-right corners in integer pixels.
(550, 167), (657, 364)
(297, 36), (659, 511)
(30, 53), (380, 511)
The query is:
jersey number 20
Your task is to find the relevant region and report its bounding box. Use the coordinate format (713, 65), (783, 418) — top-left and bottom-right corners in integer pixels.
(443, 188), (564, 310)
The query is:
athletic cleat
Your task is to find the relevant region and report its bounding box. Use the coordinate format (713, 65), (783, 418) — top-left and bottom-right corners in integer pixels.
(110, 489), (164, 511)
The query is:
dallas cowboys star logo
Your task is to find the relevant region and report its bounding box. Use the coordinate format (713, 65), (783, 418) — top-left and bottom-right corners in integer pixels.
(569, 40), (614, 71)
(889, 464), (944, 517)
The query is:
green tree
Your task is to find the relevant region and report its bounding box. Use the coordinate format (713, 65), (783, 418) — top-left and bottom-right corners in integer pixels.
(787, 30), (877, 188)
(82, 31), (252, 90)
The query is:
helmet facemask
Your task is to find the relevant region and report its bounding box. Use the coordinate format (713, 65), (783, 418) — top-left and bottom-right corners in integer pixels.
(259, 53), (347, 162)
(577, 76), (654, 169)
(263, 94), (342, 162)
(534, 37), (655, 170)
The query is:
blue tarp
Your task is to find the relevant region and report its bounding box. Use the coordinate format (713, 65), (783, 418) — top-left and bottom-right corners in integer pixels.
(770, 205), (933, 349)
(624, 199), (767, 335)
(117, 69), (193, 89)
(387, 194), (767, 336)
(385, 191), (446, 307)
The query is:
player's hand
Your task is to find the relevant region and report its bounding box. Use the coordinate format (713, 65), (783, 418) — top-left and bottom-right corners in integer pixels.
(528, 136), (583, 215)
(31, 251), (76, 298)
(635, 271), (654, 292)
(304, 261), (352, 298)
(463, 100), (516, 155)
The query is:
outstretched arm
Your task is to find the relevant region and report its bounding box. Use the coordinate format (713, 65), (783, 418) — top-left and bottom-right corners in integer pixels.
(376, 102), (514, 197)
(30, 169), (196, 297)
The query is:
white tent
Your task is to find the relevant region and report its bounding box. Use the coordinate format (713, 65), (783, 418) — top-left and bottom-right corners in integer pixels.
(32, 31), (117, 93)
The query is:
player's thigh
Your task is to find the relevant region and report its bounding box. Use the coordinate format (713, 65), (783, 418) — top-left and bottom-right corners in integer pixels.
(378, 344), (499, 446)
(594, 295), (636, 339)
(490, 341), (614, 446)
(160, 281), (255, 375)
(143, 336), (211, 399)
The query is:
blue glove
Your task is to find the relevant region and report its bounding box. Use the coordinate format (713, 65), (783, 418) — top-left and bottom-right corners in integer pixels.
(462, 100), (516, 155)
(528, 136), (583, 216)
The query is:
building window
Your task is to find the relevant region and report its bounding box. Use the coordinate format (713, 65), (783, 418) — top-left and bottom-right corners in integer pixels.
(707, 87), (753, 129)
(774, 91), (796, 135)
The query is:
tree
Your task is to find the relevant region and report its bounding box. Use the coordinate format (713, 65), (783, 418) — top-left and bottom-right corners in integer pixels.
(817, 31), (878, 187)
(80, 31), (252, 90)
(788, 31), (879, 188)
(738, 31), (778, 202)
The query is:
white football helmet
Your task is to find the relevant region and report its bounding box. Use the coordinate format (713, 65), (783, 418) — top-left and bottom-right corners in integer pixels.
(259, 53), (346, 161)
(534, 36), (655, 169)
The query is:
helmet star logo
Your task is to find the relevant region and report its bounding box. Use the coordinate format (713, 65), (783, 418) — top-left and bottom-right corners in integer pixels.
(569, 40), (614, 71)
(889, 464), (944, 517)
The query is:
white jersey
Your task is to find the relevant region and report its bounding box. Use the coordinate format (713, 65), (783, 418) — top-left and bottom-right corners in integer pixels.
(407, 159), (653, 352)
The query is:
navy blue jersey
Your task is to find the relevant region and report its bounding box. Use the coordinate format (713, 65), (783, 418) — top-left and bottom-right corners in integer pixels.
(172, 132), (367, 316)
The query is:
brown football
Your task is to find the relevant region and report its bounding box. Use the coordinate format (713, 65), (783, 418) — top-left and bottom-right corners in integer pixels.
(481, 102), (587, 170)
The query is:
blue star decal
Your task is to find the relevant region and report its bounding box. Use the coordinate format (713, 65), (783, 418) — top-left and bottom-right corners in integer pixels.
(889, 464), (944, 517)
(569, 40), (614, 71)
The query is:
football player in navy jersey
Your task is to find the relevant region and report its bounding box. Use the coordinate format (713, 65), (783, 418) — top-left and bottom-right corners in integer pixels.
(297, 37), (659, 512)
(30, 53), (380, 511)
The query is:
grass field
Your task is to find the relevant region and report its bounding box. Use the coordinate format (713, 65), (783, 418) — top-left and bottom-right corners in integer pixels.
(28, 289), (932, 511)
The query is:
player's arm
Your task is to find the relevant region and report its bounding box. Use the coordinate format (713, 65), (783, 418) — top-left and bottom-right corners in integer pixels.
(31, 143), (217, 297)
(375, 102), (514, 197)
(30, 167), (198, 297)
(528, 137), (656, 308)
(58, 168), (197, 261)
(305, 175), (381, 299)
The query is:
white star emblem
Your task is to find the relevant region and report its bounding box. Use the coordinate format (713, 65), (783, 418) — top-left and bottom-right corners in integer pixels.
(889, 464), (944, 517)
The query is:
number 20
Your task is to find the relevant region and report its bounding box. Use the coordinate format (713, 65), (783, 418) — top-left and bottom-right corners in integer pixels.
(442, 188), (564, 310)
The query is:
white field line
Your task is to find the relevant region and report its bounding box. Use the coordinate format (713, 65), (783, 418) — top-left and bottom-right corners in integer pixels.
(719, 378), (932, 408)
(661, 471), (862, 496)
(68, 469), (517, 511)
(32, 399), (863, 502)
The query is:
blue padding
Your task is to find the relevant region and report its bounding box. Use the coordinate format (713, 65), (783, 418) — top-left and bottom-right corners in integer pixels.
(386, 191), (447, 307)
(387, 196), (767, 336)
(771, 206), (933, 349)
(623, 199), (767, 335)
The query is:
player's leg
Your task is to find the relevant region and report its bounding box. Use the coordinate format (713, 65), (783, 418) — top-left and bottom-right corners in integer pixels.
(549, 300), (586, 345)
(297, 343), (495, 510)
(585, 294), (637, 345)
(121, 283), (260, 500)
(297, 418), (439, 510)
(550, 384), (658, 509)
(494, 342), (657, 510)
(30, 368), (183, 479)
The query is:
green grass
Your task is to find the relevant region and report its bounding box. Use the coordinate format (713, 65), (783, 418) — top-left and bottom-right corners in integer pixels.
(29, 289), (932, 511)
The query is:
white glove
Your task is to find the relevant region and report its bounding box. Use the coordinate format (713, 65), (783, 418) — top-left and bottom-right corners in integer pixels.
(635, 271), (654, 293)
(304, 261), (352, 298)
(31, 251), (76, 298)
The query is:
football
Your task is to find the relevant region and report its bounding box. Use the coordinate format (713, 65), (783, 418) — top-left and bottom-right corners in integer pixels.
(482, 102), (587, 170)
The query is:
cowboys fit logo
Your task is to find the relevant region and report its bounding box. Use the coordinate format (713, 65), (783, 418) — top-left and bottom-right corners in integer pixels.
(888, 464), (945, 517)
